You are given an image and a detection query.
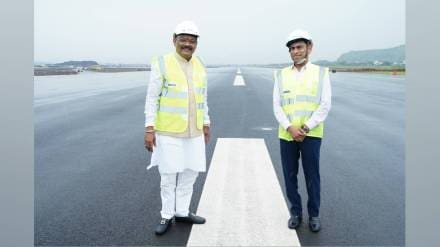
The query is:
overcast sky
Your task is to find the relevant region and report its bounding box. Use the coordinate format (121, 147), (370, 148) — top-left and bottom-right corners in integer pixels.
(34, 0), (405, 65)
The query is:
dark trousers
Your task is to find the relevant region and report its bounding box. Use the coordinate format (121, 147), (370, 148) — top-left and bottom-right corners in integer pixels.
(280, 137), (322, 217)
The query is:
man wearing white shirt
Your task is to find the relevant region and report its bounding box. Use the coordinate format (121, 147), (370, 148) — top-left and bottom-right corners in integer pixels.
(273, 29), (331, 232)
(144, 21), (210, 235)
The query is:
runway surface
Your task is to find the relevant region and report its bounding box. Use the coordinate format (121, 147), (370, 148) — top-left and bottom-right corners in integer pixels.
(34, 67), (404, 246)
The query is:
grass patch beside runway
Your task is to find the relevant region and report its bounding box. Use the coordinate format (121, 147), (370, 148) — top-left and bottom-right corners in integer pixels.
(329, 65), (405, 75)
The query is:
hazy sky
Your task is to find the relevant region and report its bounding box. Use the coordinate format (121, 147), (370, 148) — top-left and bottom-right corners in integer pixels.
(34, 0), (405, 65)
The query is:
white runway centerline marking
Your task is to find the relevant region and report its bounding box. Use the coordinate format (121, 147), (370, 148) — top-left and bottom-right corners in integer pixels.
(187, 138), (301, 247)
(233, 68), (245, 86)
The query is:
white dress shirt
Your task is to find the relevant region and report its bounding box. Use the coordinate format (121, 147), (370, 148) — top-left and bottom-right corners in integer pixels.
(144, 53), (210, 137)
(273, 62), (332, 130)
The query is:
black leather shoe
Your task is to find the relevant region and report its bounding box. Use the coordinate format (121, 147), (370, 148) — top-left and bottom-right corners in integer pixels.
(309, 217), (321, 232)
(175, 213), (206, 224)
(288, 215), (302, 229)
(155, 218), (173, 235)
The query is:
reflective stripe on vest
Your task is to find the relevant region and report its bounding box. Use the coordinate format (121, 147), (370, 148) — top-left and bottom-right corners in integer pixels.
(158, 105), (187, 114)
(197, 103), (205, 110)
(286, 110), (314, 122)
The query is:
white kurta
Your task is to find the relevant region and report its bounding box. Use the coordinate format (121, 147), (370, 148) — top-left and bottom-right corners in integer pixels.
(147, 134), (206, 173)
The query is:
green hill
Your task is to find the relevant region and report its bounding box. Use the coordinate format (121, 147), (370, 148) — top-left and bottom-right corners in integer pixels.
(337, 45), (405, 64)
(54, 60), (99, 67)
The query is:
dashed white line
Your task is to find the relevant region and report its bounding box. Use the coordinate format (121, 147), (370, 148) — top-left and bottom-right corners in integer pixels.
(233, 68), (246, 86)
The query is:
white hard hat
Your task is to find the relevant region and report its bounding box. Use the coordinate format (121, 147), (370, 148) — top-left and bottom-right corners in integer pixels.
(286, 29), (312, 47)
(174, 20), (199, 37)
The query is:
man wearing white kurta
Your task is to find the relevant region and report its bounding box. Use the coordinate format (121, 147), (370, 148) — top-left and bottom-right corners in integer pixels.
(144, 21), (210, 235)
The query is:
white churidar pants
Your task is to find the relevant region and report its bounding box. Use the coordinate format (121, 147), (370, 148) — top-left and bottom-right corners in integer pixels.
(160, 169), (199, 219)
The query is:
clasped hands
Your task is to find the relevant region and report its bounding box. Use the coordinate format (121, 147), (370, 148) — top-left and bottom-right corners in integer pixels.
(287, 125), (309, 142)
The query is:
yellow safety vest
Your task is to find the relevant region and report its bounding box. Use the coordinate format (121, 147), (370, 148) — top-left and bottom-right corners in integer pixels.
(151, 53), (207, 133)
(276, 63), (328, 141)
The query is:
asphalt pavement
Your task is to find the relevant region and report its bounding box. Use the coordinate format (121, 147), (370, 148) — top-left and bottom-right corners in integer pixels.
(34, 67), (405, 246)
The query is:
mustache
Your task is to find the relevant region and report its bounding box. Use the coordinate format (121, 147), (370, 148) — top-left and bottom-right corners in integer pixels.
(181, 46), (193, 50)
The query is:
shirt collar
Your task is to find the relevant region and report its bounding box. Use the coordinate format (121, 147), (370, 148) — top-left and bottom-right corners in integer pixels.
(291, 61), (311, 72)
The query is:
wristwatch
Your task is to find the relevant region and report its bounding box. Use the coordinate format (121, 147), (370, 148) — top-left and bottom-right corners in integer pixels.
(301, 124), (310, 133)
